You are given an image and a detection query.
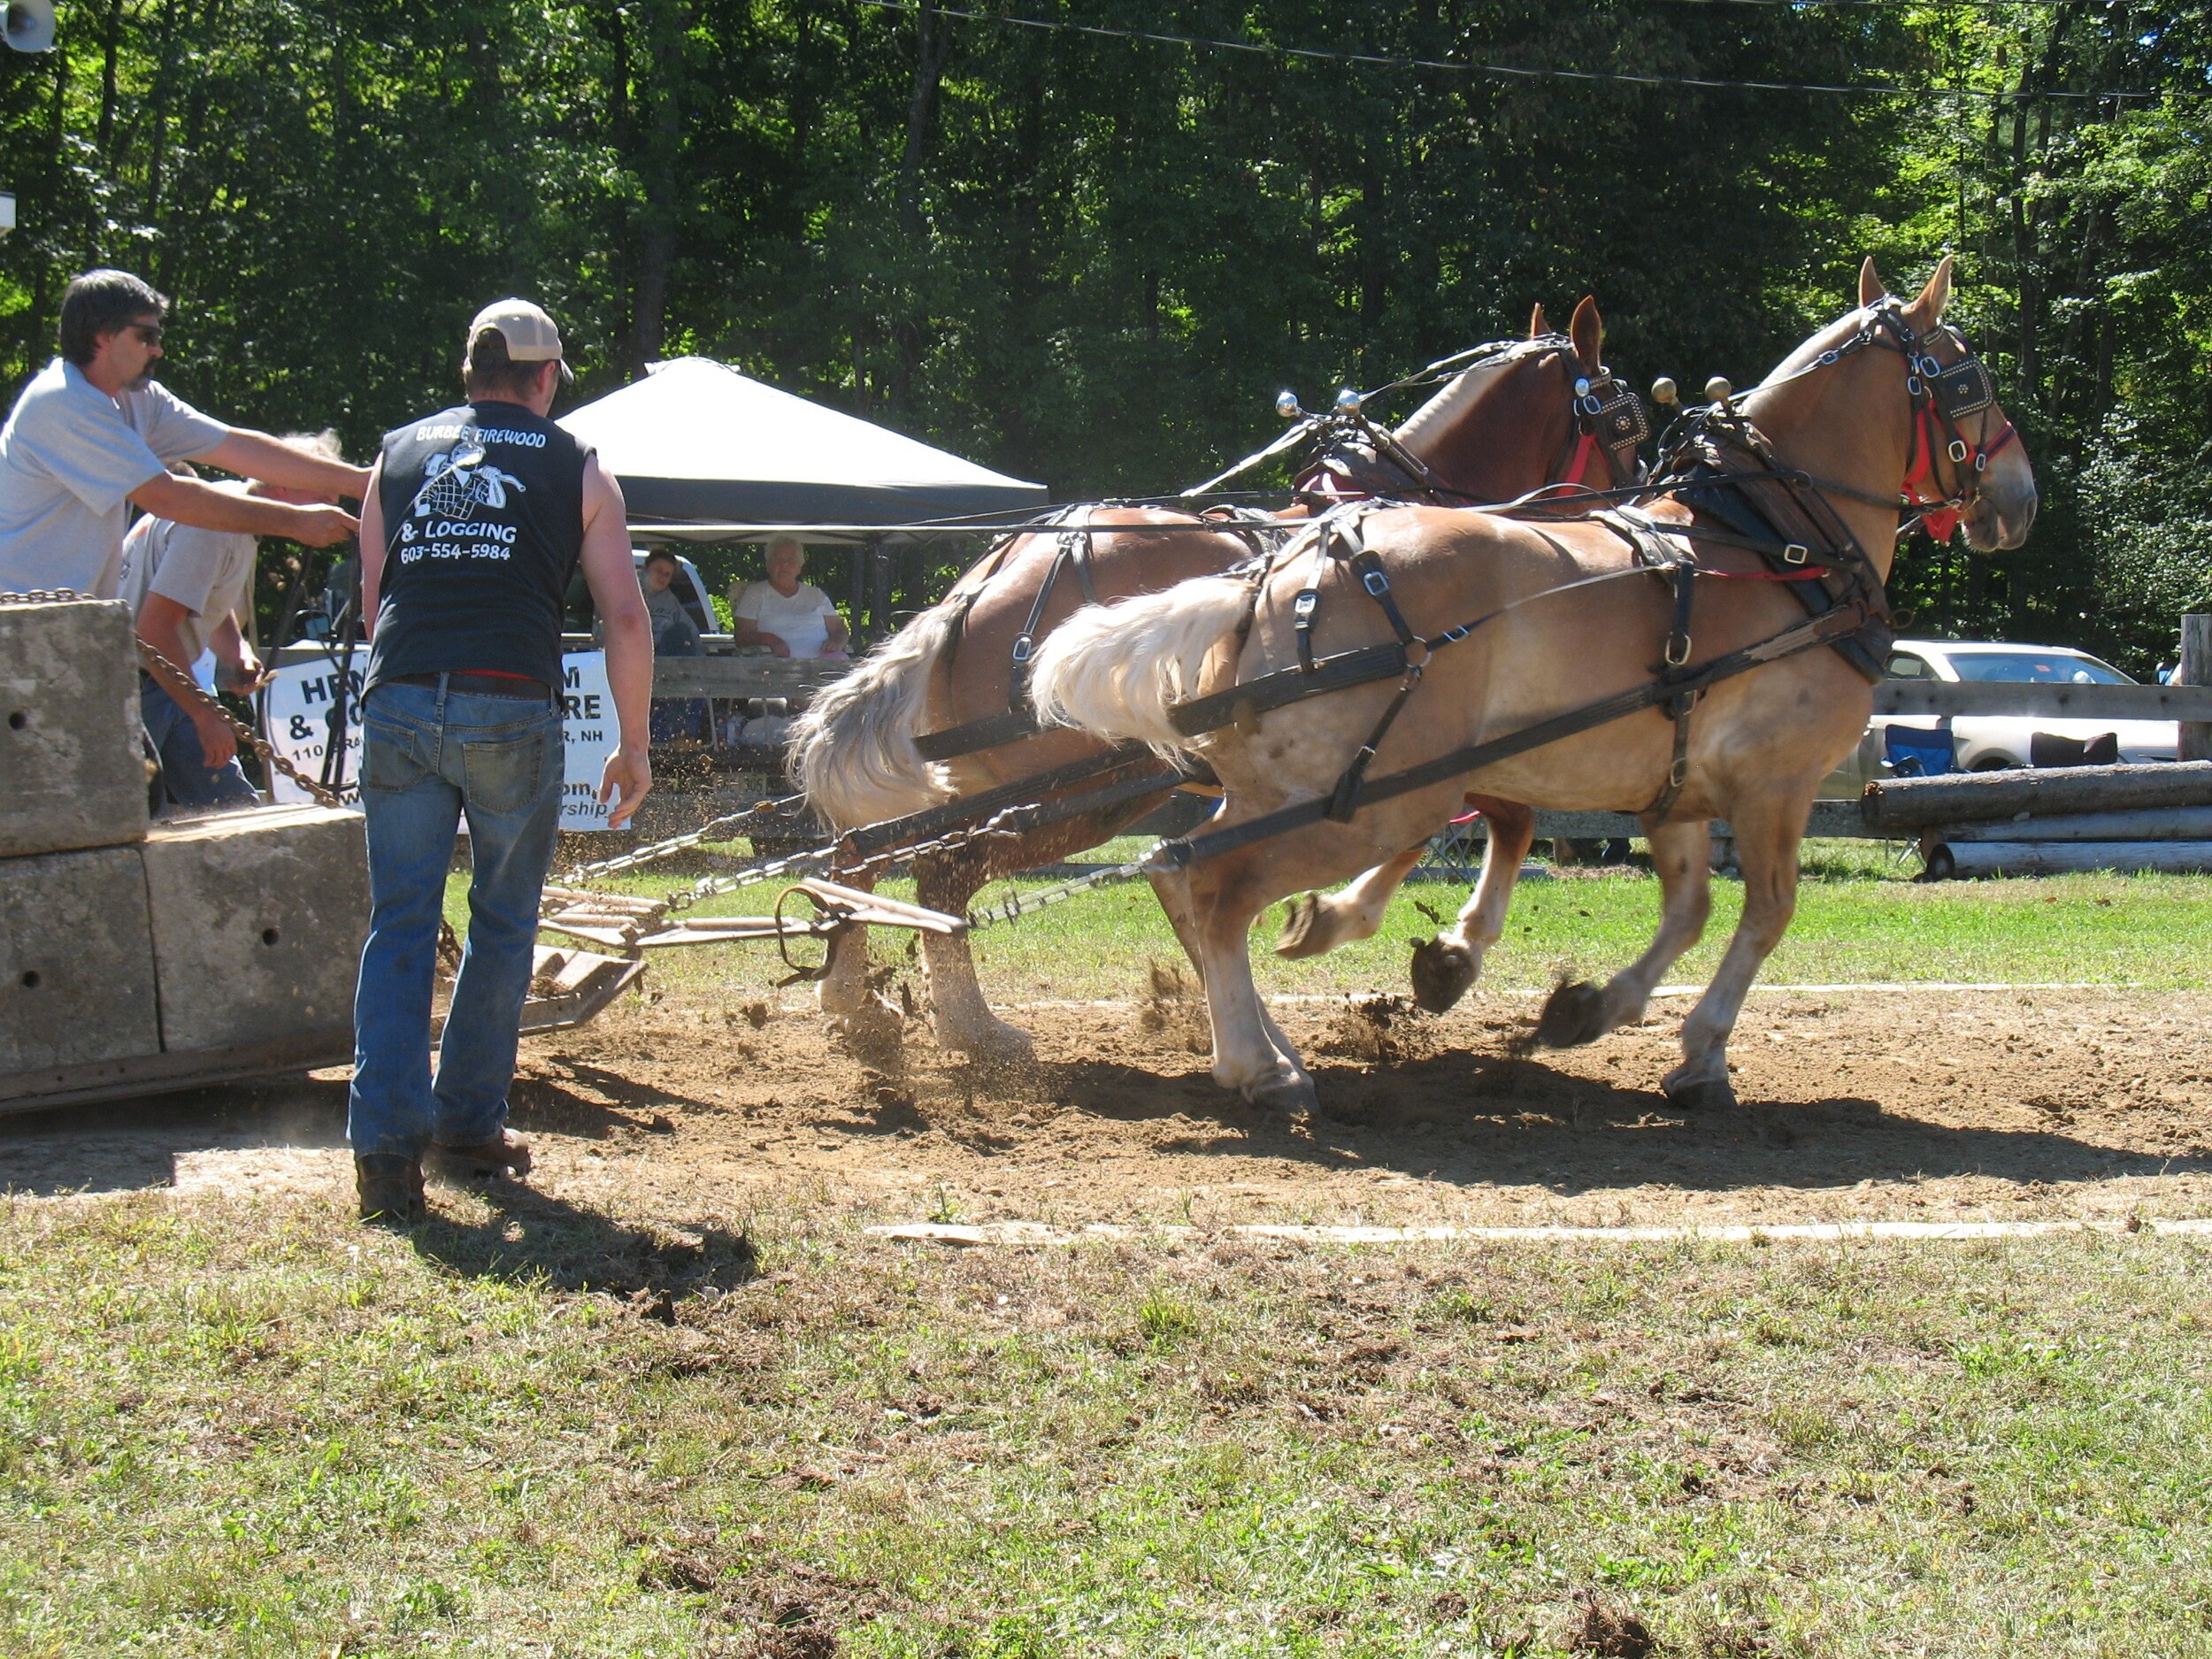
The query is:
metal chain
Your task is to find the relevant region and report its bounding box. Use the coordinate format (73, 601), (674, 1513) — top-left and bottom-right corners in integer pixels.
(4, 587), (347, 809)
(561, 792), (811, 885)
(964, 853), (1154, 930)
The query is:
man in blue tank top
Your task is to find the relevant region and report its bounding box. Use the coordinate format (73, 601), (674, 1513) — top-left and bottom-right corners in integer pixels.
(349, 299), (654, 1225)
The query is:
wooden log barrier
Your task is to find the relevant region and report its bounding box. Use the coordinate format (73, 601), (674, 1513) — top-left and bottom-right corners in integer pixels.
(1922, 840), (2212, 879)
(1923, 806), (2212, 843)
(1861, 761), (2212, 833)
(2184, 613), (2212, 764)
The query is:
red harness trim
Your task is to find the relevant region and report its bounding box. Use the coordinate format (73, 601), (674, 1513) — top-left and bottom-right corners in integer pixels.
(1901, 405), (2018, 543)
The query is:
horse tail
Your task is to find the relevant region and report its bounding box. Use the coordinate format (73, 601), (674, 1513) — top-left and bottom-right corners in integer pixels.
(789, 605), (959, 831)
(1028, 575), (1252, 755)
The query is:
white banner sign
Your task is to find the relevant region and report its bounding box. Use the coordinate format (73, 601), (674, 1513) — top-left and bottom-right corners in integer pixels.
(555, 651), (619, 830)
(262, 658), (363, 804)
(262, 651), (621, 830)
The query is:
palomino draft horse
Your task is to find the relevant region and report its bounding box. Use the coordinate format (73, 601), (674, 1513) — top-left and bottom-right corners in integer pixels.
(1031, 258), (2037, 1113)
(792, 298), (1646, 1059)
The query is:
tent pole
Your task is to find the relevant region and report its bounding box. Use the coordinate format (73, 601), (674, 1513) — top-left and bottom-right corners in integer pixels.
(849, 540), (868, 651)
(870, 534), (892, 647)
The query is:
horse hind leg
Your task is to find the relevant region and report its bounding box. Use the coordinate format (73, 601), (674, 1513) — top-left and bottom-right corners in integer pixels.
(1276, 843), (1426, 960)
(1180, 857), (1316, 1115)
(1662, 795), (1804, 1113)
(1536, 817), (1712, 1049)
(1410, 800), (1532, 1013)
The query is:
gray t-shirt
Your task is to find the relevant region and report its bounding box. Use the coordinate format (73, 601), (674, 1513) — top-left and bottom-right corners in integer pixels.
(0, 357), (227, 598)
(117, 483), (257, 667)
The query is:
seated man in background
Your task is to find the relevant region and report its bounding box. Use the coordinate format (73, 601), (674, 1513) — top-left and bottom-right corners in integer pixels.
(727, 535), (848, 659)
(638, 548), (705, 744)
(119, 431), (351, 809)
(638, 548), (701, 654)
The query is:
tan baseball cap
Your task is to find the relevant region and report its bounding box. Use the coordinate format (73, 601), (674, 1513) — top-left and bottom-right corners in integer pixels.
(467, 298), (572, 382)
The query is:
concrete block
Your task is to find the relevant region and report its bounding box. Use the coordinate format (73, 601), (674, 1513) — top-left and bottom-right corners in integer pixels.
(0, 598), (149, 857)
(0, 844), (160, 1073)
(142, 803), (368, 1054)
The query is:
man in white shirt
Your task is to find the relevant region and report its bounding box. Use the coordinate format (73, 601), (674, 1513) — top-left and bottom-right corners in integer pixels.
(727, 536), (849, 659)
(0, 269), (365, 599)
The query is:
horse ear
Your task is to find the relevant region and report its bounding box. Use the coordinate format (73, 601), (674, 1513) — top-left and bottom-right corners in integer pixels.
(1858, 257), (1888, 308)
(1906, 254), (1955, 331)
(1529, 303), (1550, 339)
(1570, 296), (1602, 373)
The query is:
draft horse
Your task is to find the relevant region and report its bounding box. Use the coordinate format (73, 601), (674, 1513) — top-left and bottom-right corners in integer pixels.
(791, 298), (1646, 1059)
(1030, 258), (2038, 1113)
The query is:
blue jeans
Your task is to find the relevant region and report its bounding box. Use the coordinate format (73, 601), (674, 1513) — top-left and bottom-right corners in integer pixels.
(139, 677), (258, 810)
(349, 679), (565, 1160)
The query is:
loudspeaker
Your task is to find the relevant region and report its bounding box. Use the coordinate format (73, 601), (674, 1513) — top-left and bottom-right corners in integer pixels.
(4, 0), (55, 53)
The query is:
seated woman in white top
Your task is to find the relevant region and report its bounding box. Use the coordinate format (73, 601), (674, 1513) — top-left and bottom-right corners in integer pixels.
(727, 535), (849, 659)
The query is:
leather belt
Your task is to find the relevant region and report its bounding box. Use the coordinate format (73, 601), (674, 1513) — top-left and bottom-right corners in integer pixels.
(388, 672), (554, 701)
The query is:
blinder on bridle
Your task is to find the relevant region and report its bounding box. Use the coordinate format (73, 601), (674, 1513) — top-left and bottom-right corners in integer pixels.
(1577, 370), (1651, 455)
(1924, 353), (1995, 425)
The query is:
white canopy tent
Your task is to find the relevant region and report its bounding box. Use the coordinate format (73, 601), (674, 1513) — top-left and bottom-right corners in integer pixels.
(557, 356), (1048, 533)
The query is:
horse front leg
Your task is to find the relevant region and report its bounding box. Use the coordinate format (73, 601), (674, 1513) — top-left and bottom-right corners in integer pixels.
(1536, 817), (1713, 1048)
(912, 846), (1034, 1063)
(1410, 799), (1533, 1012)
(1275, 842), (1426, 960)
(817, 866), (878, 1018)
(1662, 795), (1804, 1113)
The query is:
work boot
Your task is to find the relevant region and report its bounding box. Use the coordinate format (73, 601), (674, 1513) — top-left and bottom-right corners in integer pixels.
(356, 1155), (426, 1225)
(426, 1130), (533, 1182)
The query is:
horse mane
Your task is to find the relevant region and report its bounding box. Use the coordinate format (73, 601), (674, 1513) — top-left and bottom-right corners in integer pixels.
(1391, 335), (1561, 452)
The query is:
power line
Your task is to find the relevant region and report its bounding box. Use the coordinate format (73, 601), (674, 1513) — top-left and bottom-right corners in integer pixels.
(853, 0), (2168, 103)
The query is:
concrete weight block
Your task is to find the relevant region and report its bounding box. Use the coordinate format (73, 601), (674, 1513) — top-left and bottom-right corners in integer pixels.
(142, 803), (368, 1054)
(0, 598), (150, 857)
(0, 844), (160, 1073)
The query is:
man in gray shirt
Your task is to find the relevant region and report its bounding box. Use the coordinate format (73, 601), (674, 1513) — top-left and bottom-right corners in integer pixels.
(0, 270), (366, 598)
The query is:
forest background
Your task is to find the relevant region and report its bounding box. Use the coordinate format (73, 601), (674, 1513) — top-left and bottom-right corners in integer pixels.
(0, 0), (2204, 671)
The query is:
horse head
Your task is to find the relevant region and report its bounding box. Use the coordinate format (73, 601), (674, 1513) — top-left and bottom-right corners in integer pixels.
(1747, 257), (2038, 563)
(1389, 296), (1647, 502)
(1858, 256), (2038, 551)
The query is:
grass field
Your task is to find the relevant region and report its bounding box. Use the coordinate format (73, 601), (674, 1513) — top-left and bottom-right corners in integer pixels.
(17, 837), (2197, 1655)
(502, 836), (2210, 1002)
(4, 1192), (2211, 1657)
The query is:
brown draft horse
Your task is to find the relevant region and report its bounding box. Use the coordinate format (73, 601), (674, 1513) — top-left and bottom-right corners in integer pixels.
(1030, 258), (2038, 1112)
(790, 299), (1640, 1059)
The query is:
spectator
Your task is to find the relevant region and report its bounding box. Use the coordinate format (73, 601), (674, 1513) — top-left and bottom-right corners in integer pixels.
(119, 433), (351, 808)
(0, 269), (363, 597)
(727, 535), (849, 659)
(640, 549), (706, 744)
(639, 549), (701, 654)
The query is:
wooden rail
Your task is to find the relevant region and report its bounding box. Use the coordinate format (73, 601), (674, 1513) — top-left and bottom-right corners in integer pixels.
(1870, 681), (2212, 719)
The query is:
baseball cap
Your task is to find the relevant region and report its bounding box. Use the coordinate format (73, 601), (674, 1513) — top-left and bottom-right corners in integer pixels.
(468, 298), (572, 382)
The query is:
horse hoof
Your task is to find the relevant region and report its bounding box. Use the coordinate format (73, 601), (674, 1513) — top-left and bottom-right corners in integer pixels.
(1244, 1075), (1318, 1118)
(1663, 1075), (1738, 1114)
(1275, 894), (1325, 958)
(1536, 980), (1609, 1048)
(1409, 938), (1478, 1013)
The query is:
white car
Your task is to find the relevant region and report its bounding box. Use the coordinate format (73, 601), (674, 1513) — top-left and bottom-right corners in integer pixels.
(1819, 638), (2176, 797)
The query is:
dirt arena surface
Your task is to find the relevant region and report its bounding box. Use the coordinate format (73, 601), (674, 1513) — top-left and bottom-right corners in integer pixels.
(4, 982), (2197, 1229)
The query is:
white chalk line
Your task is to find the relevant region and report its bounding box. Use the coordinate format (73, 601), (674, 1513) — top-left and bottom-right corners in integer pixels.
(997, 982), (2146, 1011)
(872, 1217), (2212, 1248)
